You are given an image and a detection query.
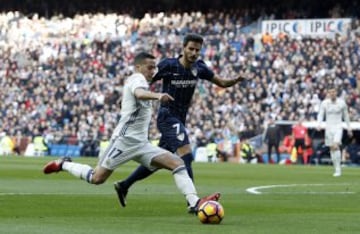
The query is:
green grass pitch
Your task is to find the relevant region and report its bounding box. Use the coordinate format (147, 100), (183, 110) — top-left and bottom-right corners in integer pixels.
(0, 156), (359, 234)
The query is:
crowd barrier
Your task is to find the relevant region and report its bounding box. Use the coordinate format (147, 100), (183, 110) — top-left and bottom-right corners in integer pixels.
(48, 144), (81, 157)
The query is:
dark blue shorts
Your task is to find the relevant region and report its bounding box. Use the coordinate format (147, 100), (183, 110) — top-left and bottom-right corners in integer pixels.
(157, 108), (190, 153)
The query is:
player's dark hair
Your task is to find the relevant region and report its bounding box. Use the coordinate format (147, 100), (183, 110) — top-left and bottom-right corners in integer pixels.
(134, 52), (155, 65)
(183, 33), (204, 46)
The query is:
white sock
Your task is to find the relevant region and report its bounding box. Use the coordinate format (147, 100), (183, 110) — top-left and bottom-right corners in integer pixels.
(331, 150), (341, 174)
(333, 150), (341, 173)
(172, 165), (199, 207)
(62, 161), (94, 183)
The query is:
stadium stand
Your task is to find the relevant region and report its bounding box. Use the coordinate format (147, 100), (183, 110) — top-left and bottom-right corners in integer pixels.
(0, 1), (359, 162)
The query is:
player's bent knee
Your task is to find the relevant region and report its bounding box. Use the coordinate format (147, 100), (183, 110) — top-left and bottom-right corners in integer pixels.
(91, 176), (106, 185)
(171, 157), (184, 167)
(90, 167), (112, 184)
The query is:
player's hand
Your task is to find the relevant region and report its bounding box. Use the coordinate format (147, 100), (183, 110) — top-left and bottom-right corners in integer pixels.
(158, 93), (174, 103)
(236, 72), (254, 82)
(348, 129), (353, 138)
(316, 126), (322, 131)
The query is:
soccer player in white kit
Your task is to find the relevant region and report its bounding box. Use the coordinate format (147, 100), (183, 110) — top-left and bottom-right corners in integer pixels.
(317, 87), (352, 177)
(43, 52), (220, 213)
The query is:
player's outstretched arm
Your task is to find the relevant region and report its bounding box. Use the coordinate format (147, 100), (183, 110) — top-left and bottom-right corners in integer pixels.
(211, 73), (253, 88)
(343, 103), (353, 137)
(316, 101), (325, 131)
(134, 88), (174, 102)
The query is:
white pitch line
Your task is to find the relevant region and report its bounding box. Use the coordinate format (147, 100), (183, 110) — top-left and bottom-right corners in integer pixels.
(0, 191), (178, 196)
(0, 192), (113, 196)
(246, 184), (355, 195)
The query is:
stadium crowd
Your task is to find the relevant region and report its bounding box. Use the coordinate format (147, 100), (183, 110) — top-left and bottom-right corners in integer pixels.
(0, 2), (360, 161)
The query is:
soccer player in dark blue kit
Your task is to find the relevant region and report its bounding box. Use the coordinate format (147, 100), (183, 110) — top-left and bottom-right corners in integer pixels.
(114, 33), (249, 209)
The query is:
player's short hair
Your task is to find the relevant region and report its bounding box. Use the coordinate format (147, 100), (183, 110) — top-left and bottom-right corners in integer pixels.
(183, 33), (204, 46)
(134, 52), (155, 65)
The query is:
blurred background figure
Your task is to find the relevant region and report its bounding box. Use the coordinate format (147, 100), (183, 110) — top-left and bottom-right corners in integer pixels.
(0, 1), (359, 160)
(263, 118), (281, 164)
(342, 137), (360, 166)
(310, 139), (330, 165)
(239, 139), (261, 164)
(0, 131), (15, 155)
(292, 119), (309, 164)
(317, 86), (352, 177)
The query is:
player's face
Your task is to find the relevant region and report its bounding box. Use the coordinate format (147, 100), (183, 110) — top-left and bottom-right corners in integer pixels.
(183, 41), (202, 64)
(328, 88), (337, 101)
(138, 58), (156, 81)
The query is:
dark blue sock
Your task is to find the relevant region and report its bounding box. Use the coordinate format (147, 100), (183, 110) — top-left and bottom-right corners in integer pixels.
(181, 153), (194, 181)
(121, 165), (154, 190)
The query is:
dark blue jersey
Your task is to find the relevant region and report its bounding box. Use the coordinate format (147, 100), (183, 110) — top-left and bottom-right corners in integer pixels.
(153, 57), (214, 123)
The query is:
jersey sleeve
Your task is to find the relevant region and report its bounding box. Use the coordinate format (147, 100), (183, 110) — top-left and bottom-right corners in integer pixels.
(152, 58), (169, 82)
(129, 74), (149, 94)
(197, 60), (215, 81)
(341, 100), (351, 127)
(317, 100), (326, 123)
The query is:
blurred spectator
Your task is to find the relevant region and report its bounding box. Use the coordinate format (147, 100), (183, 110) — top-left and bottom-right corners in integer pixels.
(239, 139), (262, 164)
(343, 137), (360, 165)
(310, 139), (330, 165)
(263, 118), (281, 163)
(215, 132), (233, 162)
(32, 128), (48, 156)
(0, 5), (359, 157)
(279, 134), (294, 155)
(291, 119), (309, 164)
(262, 32), (273, 45)
(80, 132), (99, 157)
(0, 131), (14, 155)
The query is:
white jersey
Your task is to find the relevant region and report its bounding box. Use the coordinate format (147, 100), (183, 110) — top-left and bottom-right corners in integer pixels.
(317, 98), (350, 129)
(98, 73), (170, 170)
(112, 73), (152, 144)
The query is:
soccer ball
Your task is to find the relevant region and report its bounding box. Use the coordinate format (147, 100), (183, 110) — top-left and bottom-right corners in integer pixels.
(197, 200), (224, 224)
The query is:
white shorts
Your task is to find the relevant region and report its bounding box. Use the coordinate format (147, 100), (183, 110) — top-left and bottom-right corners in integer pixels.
(98, 137), (169, 171)
(325, 127), (343, 147)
